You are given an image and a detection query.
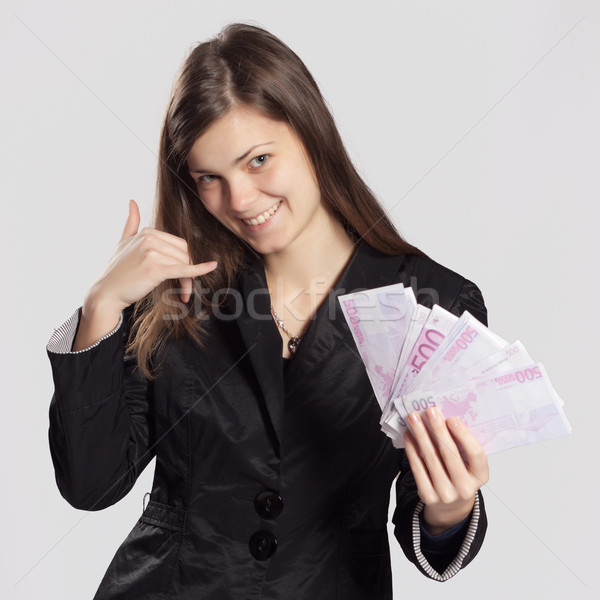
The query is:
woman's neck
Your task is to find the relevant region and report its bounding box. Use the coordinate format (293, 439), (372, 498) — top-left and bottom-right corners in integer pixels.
(264, 213), (357, 317)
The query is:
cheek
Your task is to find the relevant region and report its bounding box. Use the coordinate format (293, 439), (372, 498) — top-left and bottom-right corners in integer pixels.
(201, 199), (239, 234)
(259, 167), (294, 195)
(262, 167), (321, 212)
(197, 186), (223, 214)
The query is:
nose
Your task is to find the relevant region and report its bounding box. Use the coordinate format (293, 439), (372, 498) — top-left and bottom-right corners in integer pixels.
(226, 175), (257, 213)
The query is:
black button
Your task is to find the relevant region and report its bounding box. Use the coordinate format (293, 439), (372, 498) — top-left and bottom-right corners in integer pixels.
(249, 530), (278, 560)
(254, 491), (283, 519)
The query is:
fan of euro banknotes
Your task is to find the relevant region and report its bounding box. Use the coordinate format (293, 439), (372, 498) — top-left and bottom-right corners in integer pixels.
(338, 283), (571, 454)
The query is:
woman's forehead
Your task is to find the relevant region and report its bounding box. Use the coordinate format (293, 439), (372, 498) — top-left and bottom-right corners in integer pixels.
(187, 106), (295, 167)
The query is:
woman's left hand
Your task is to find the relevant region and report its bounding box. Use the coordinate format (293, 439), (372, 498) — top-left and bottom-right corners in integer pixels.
(404, 407), (489, 535)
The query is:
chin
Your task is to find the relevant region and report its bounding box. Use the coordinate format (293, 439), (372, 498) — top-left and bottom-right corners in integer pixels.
(247, 237), (290, 257)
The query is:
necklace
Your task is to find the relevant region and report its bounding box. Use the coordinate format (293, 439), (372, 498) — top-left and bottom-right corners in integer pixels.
(270, 304), (304, 354)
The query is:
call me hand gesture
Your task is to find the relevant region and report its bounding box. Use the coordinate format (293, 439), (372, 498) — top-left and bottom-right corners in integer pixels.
(73, 200), (217, 351)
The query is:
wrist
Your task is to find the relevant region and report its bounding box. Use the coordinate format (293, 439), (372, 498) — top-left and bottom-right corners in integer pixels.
(83, 283), (126, 322)
(72, 286), (124, 352)
(422, 496), (475, 536)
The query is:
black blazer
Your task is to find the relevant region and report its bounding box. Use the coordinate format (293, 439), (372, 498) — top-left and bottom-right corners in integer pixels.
(47, 241), (488, 599)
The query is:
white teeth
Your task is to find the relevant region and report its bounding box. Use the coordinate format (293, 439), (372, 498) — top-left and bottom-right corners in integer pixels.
(243, 201), (281, 226)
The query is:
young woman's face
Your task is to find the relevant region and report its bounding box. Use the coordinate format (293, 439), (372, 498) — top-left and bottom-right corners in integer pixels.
(187, 105), (329, 257)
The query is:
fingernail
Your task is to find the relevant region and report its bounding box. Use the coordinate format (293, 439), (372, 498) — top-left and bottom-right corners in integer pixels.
(426, 407), (437, 420)
(449, 417), (461, 428)
(409, 412), (421, 425)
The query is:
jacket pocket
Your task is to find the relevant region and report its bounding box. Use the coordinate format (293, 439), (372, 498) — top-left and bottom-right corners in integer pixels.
(338, 531), (392, 600)
(93, 501), (185, 600)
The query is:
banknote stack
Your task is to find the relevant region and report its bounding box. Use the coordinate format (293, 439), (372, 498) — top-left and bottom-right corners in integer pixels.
(338, 283), (571, 454)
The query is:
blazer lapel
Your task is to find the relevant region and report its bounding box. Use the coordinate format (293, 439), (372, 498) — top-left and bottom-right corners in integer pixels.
(234, 256), (286, 455)
(231, 242), (408, 451)
(284, 241), (409, 389)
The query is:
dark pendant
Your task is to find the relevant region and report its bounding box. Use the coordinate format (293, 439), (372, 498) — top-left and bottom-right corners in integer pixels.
(288, 337), (301, 354)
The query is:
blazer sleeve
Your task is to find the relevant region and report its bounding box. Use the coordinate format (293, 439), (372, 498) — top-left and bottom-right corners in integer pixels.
(449, 278), (488, 326)
(47, 305), (155, 511)
(392, 454), (487, 581)
(391, 276), (489, 580)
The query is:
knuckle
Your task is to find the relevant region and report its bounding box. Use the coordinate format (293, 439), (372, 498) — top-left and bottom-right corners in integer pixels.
(439, 489), (457, 504)
(470, 446), (487, 462)
(138, 235), (154, 250)
(143, 247), (159, 261)
(418, 491), (437, 505)
(457, 485), (475, 501)
(140, 230), (159, 246)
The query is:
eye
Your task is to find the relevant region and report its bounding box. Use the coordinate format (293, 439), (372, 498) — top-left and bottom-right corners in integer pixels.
(197, 174), (218, 184)
(249, 154), (269, 168)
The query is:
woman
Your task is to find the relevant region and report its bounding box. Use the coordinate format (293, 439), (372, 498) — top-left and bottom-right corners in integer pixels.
(47, 23), (489, 599)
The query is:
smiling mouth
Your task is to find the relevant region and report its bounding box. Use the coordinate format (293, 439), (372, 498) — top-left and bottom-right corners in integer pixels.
(241, 201), (281, 226)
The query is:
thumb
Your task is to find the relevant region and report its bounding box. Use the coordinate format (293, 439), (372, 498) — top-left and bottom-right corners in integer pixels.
(120, 199), (141, 241)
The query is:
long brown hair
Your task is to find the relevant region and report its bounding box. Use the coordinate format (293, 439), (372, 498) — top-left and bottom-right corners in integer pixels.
(129, 23), (424, 378)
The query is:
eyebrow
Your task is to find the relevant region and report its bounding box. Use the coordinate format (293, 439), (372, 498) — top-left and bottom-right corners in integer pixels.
(189, 142), (274, 174)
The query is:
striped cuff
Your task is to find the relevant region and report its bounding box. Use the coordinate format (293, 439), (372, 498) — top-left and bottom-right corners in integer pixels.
(46, 307), (124, 354)
(411, 494), (481, 581)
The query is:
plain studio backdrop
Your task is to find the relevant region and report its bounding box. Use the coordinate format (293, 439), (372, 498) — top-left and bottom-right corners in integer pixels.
(1, 1), (597, 598)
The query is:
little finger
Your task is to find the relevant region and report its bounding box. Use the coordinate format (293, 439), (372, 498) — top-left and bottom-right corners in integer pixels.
(133, 233), (194, 267)
(137, 227), (192, 252)
(162, 260), (218, 281)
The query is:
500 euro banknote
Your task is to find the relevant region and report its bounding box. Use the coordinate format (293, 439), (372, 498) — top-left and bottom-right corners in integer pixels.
(395, 363), (571, 454)
(338, 284), (416, 410)
(385, 340), (536, 445)
(339, 287), (571, 454)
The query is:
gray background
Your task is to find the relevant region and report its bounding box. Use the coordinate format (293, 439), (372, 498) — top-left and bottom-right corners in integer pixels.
(1, 0), (597, 598)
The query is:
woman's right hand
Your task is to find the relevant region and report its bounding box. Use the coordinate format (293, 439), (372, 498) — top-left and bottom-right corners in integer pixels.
(72, 200), (217, 351)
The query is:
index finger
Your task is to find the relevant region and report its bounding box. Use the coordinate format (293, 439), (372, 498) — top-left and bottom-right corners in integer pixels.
(136, 227), (193, 252)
